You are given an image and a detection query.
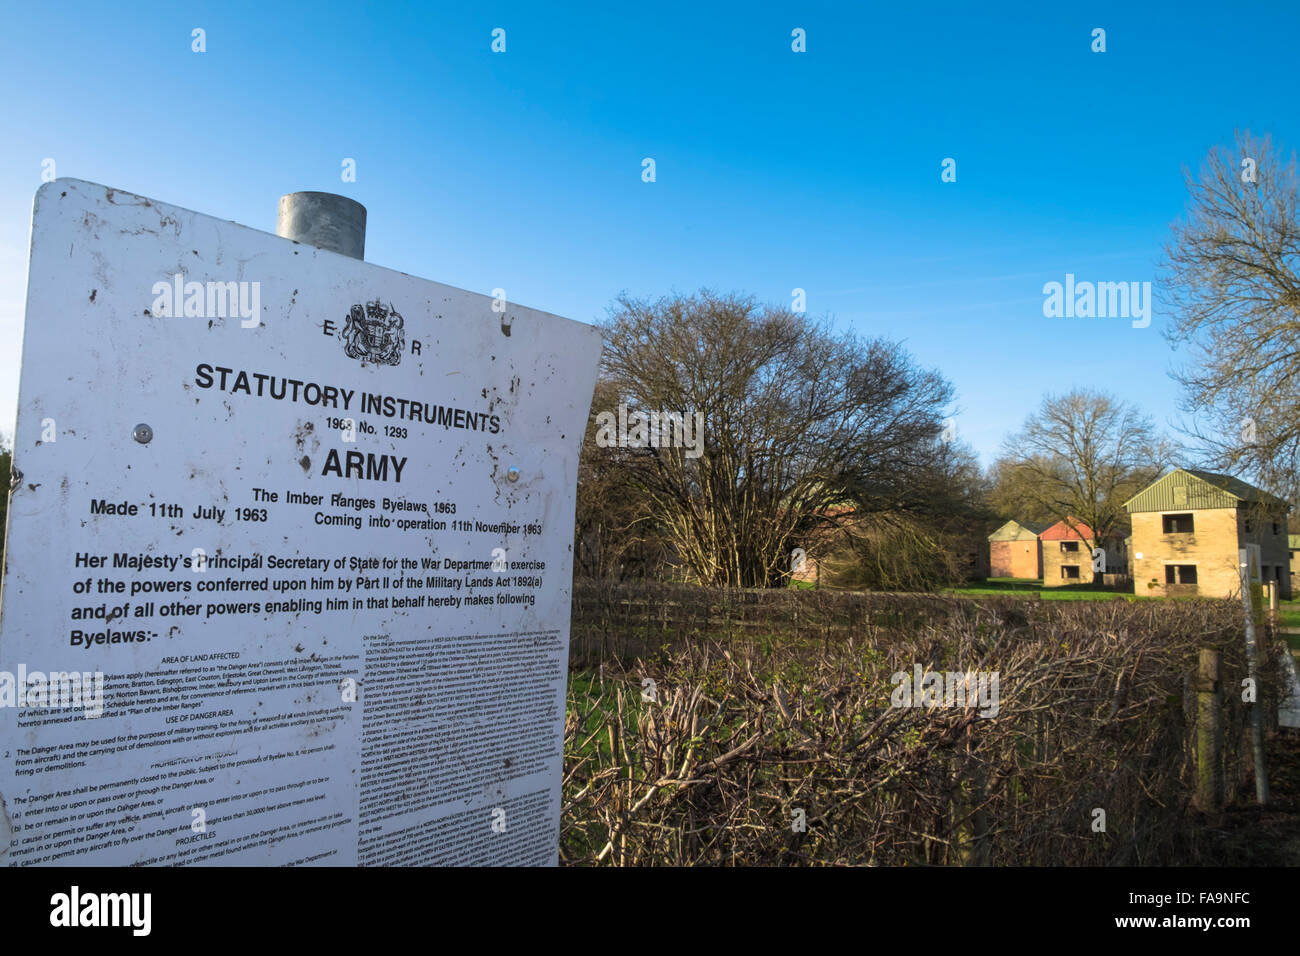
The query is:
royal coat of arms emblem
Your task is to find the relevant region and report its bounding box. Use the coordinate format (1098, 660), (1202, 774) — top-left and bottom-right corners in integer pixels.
(340, 299), (405, 366)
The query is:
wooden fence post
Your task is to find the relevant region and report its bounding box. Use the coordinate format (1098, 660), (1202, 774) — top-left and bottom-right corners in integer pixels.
(1195, 647), (1224, 812)
(958, 724), (990, 866)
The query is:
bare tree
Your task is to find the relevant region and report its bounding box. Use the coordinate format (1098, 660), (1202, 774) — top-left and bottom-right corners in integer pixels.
(594, 289), (953, 587)
(826, 437), (994, 591)
(574, 380), (673, 580)
(985, 454), (1061, 527)
(1161, 131), (1300, 501)
(1000, 389), (1172, 570)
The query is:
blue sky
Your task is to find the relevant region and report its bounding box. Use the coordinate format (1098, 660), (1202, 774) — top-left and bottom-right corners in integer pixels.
(0, 0), (1296, 464)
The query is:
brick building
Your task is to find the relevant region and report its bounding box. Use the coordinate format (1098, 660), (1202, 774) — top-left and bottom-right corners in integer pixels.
(987, 520), (1044, 578)
(1124, 469), (1290, 599)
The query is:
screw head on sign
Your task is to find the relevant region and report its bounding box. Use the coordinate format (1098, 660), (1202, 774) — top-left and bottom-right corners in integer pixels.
(506, 466), (520, 483)
(133, 423), (154, 444)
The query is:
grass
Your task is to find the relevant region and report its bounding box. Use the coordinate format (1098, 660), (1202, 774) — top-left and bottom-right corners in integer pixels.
(948, 581), (1300, 656)
(792, 576), (1131, 600)
(566, 669), (650, 762)
(1278, 600), (1300, 629)
(946, 577), (1137, 602)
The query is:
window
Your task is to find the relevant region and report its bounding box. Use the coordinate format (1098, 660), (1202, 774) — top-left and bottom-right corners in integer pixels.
(1060, 541), (1079, 553)
(1165, 565), (1197, 584)
(1273, 522), (1281, 535)
(1061, 565), (1080, 579)
(1162, 513), (1194, 534)
(1245, 519), (1253, 534)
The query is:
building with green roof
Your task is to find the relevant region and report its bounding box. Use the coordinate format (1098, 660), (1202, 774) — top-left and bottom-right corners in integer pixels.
(1124, 469), (1290, 599)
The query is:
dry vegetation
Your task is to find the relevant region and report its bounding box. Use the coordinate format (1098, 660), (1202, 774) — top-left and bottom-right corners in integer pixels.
(562, 583), (1281, 865)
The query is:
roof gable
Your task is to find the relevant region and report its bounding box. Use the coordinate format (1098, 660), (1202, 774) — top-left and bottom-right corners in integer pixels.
(988, 519), (1046, 542)
(1124, 468), (1288, 513)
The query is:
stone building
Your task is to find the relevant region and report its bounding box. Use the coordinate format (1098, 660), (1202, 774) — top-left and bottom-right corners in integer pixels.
(1124, 469), (1290, 599)
(1039, 517), (1126, 587)
(1291, 534), (1300, 593)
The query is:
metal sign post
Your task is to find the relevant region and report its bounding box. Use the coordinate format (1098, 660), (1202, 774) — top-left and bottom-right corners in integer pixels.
(1238, 545), (1270, 806)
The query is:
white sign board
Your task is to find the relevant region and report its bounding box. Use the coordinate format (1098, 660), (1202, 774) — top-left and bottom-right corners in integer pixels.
(0, 179), (602, 866)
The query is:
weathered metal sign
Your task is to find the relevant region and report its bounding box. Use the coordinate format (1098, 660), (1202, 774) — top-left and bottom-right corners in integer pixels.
(0, 179), (602, 865)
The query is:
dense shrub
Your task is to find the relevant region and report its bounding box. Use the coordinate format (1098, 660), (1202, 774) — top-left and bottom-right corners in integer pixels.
(563, 584), (1275, 865)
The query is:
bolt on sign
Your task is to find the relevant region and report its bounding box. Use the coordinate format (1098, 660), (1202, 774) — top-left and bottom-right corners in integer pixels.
(0, 180), (602, 866)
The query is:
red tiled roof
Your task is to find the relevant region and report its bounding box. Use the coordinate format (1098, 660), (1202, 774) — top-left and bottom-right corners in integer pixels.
(1040, 517), (1107, 541)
